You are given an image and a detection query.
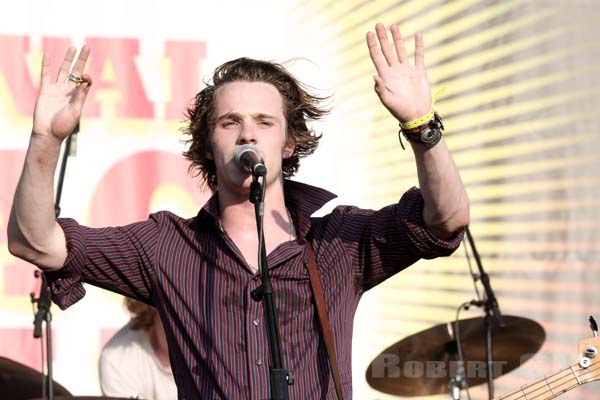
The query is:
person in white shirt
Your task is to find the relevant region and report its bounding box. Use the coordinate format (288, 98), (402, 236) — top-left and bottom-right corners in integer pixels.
(99, 298), (177, 400)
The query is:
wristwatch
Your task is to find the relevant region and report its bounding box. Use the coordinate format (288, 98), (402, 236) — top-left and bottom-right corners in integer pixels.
(398, 112), (444, 149)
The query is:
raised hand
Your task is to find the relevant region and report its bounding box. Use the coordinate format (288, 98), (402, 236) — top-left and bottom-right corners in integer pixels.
(32, 46), (92, 142)
(366, 23), (431, 123)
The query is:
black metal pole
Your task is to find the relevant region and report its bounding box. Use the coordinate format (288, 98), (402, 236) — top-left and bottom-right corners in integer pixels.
(54, 123), (77, 216)
(249, 174), (292, 400)
(465, 227), (504, 329)
(483, 311), (494, 399)
(45, 289), (53, 400)
(32, 272), (52, 400)
(465, 226), (505, 400)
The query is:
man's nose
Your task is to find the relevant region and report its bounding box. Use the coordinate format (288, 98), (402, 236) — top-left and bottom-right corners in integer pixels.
(237, 122), (257, 144)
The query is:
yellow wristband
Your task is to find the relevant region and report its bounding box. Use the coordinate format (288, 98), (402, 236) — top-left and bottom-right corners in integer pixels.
(400, 109), (435, 129)
(398, 87), (447, 130)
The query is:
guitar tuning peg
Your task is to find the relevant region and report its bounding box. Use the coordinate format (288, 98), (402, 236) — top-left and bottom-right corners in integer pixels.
(584, 346), (597, 358)
(589, 315), (598, 337)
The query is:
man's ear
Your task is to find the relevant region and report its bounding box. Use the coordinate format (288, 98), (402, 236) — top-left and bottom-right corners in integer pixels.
(283, 137), (296, 159)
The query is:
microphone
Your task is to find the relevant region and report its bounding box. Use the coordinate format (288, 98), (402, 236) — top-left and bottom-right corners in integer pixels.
(234, 144), (267, 176)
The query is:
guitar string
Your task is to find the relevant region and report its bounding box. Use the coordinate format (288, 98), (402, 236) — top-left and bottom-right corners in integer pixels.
(510, 364), (598, 400)
(496, 362), (600, 400)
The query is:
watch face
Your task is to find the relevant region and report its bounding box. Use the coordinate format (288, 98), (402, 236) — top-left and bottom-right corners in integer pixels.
(420, 128), (441, 145)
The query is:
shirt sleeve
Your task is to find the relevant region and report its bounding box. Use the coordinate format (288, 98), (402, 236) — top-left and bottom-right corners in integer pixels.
(331, 187), (465, 291)
(402, 187), (465, 259)
(44, 215), (160, 310)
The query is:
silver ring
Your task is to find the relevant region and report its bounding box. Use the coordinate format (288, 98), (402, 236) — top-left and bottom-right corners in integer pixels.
(68, 73), (84, 84)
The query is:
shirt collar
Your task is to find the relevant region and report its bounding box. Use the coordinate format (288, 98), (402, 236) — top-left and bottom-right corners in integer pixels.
(196, 179), (337, 238)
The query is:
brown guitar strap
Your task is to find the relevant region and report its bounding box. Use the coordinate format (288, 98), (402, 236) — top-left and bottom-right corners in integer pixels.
(305, 241), (344, 400)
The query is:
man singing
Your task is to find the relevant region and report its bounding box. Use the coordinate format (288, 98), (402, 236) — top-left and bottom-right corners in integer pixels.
(8, 23), (469, 399)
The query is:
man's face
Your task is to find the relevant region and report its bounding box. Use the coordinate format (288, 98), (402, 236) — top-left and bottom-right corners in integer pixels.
(208, 81), (295, 193)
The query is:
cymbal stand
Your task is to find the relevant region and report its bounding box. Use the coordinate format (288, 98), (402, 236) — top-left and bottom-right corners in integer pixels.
(447, 315), (469, 400)
(465, 226), (505, 400)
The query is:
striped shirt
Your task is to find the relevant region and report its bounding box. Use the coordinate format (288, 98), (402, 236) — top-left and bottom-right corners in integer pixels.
(45, 180), (463, 399)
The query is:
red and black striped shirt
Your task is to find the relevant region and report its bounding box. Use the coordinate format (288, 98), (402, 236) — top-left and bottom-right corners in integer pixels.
(46, 180), (463, 399)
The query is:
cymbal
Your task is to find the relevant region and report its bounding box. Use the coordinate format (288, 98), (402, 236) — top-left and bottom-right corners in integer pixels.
(0, 356), (71, 399)
(366, 315), (545, 396)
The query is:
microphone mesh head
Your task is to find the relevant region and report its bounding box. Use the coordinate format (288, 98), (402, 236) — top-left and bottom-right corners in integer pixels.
(234, 144), (260, 164)
(233, 144), (264, 174)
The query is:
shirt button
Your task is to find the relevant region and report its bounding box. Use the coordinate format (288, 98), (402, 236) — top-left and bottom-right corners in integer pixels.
(253, 318), (260, 326)
(256, 358), (262, 366)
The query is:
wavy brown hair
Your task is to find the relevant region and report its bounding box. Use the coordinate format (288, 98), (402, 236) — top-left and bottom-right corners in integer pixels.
(124, 297), (156, 331)
(182, 57), (329, 191)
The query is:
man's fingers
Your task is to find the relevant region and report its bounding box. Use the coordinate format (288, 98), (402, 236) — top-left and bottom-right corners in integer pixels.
(80, 73), (93, 87)
(372, 75), (388, 97)
(40, 53), (51, 87)
(366, 31), (387, 76)
(56, 47), (76, 83)
(391, 25), (409, 63)
(375, 23), (397, 66)
(70, 46), (90, 78)
(414, 33), (425, 67)
(71, 74), (93, 109)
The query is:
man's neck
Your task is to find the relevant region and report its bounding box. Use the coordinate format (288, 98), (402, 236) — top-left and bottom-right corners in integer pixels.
(218, 178), (288, 229)
(216, 178), (294, 269)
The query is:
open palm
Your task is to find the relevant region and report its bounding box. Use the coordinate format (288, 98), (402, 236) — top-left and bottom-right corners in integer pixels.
(367, 23), (431, 123)
(32, 46), (92, 141)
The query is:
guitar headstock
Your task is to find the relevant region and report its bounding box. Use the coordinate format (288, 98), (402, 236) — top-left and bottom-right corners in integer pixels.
(575, 317), (600, 384)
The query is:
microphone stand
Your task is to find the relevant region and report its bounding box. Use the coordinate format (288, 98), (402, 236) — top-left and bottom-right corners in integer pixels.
(30, 122), (79, 400)
(465, 226), (505, 400)
(31, 271), (53, 400)
(249, 172), (293, 400)
(446, 331), (467, 400)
